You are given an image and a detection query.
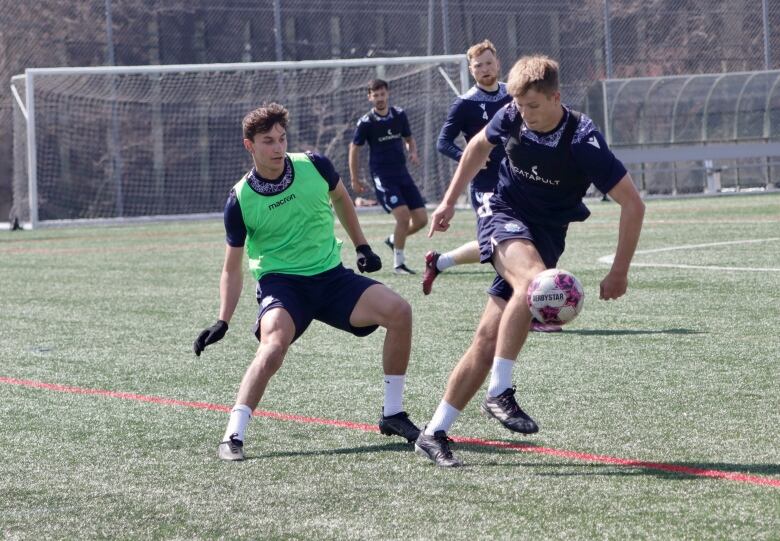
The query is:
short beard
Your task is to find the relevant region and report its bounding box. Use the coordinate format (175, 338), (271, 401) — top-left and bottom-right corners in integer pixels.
(479, 75), (497, 88)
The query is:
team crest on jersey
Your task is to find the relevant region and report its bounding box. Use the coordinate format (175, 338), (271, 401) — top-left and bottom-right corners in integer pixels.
(504, 222), (522, 233)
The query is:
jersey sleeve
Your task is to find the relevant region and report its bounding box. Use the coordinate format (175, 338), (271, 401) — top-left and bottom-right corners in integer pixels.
(305, 151), (341, 190)
(399, 109), (413, 137)
(485, 103), (513, 145)
(352, 117), (368, 145)
(436, 99), (464, 162)
(571, 130), (628, 194)
(224, 189), (247, 247)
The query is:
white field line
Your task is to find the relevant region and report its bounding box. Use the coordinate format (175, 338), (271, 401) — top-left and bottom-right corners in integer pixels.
(599, 238), (780, 272)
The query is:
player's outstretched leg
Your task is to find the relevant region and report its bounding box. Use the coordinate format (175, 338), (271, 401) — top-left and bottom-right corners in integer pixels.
(415, 428), (462, 467)
(349, 283), (421, 442)
(421, 241), (480, 295)
(217, 309), (294, 461)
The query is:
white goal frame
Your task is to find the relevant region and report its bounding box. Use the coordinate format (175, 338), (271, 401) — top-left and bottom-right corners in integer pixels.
(11, 54), (469, 229)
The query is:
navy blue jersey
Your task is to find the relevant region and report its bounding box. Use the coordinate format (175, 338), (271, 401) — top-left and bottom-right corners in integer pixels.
(224, 151), (340, 247)
(484, 103), (626, 226)
(352, 106), (412, 176)
(437, 83), (512, 191)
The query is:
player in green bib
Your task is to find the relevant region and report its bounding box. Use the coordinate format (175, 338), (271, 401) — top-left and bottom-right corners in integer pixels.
(194, 103), (421, 461)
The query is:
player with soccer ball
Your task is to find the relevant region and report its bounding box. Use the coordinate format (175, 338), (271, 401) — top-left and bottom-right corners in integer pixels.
(415, 55), (645, 467)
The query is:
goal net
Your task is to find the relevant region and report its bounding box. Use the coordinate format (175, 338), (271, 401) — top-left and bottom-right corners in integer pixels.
(11, 55), (468, 227)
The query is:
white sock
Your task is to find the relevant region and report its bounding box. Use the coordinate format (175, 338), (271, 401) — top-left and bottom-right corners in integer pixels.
(223, 404), (252, 442)
(383, 374), (405, 416)
(487, 357), (515, 397)
(424, 401), (461, 435)
(393, 249), (405, 268)
(388, 233), (395, 244)
(436, 252), (456, 272)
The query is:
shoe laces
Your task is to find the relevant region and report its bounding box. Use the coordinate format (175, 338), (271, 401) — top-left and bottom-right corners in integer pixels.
(433, 432), (455, 457)
(497, 387), (524, 416)
(227, 434), (243, 451)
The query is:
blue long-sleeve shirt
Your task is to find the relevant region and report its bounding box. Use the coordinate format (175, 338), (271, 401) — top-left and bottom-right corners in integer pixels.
(436, 82), (512, 192)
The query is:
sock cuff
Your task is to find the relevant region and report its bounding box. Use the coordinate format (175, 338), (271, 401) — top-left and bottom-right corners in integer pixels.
(441, 400), (461, 414)
(232, 404), (253, 416)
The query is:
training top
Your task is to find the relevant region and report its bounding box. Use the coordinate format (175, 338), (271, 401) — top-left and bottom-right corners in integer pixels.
(484, 103), (627, 227)
(352, 106), (412, 178)
(223, 152), (342, 280)
(437, 82), (512, 192)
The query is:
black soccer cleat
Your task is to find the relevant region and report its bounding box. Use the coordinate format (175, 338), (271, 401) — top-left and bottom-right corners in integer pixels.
(378, 411), (421, 443)
(415, 429), (462, 467)
(480, 386), (539, 434)
(384, 236), (395, 251)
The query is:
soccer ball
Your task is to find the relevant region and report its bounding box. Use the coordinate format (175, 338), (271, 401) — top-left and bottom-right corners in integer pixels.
(526, 268), (584, 325)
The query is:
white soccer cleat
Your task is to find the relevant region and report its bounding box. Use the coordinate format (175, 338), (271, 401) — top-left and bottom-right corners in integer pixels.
(217, 434), (245, 461)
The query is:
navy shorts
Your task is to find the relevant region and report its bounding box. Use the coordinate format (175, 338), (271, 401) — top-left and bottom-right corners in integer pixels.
(477, 208), (567, 301)
(372, 172), (426, 213)
(253, 264), (380, 342)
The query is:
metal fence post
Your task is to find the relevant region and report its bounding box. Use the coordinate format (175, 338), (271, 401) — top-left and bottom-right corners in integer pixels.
(763, 0), (771, 70)
(105, 0), (124, 217)
(604, 0), (613, 78)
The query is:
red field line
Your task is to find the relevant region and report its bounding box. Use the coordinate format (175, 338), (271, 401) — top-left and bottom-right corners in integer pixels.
(2, 376), (778, 488)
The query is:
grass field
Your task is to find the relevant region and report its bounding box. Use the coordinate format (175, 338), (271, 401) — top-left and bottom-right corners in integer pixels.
(1, 193), (779, 539)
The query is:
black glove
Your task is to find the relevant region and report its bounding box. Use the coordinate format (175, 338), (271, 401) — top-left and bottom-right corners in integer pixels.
(356, 244), (382, 273)
(193, 320), (228, 356)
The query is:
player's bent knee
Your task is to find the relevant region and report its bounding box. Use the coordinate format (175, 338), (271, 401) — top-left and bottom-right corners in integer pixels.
(412, 213), (428, 229)
(384, 297), (412, 329)
(255, 341), (288, 371)
(393, 207), (411, 224)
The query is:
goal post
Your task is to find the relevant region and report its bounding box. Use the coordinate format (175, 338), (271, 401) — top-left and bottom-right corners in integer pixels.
(11, 55), (469, 228)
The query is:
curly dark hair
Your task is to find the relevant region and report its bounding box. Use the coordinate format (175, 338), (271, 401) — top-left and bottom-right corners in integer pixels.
(242, 103), (289, 140)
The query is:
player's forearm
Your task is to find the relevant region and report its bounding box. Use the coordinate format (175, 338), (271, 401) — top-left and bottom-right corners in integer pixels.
(332, 195), (368, 247)
(436, 136), (463, 162)
(218, 268), (243, 323)
(348, 144), (360, 180)
(610, 199), (645, 275)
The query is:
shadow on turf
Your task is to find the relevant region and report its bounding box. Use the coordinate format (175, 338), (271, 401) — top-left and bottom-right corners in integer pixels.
(447, 442), (780, 479)
(564, 328), (702, 336)
(244, 441), (413, 460)
(514, 461), (780, 481)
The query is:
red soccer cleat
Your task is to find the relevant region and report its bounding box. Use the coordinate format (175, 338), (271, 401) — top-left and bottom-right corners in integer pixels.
(421, 251), (441, 295)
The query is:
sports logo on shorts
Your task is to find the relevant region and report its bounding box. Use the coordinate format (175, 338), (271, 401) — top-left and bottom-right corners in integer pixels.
(390, 195), (399, 204)
(504, 222), (522, 233)
(261, 295), (277, 309)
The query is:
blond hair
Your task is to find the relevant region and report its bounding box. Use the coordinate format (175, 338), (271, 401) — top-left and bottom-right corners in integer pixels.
(506, 55), (559, 97)
(466, 39), (497, 63)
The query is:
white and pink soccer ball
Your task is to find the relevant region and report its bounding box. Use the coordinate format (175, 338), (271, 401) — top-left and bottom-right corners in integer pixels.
(526, 269), (584, 325)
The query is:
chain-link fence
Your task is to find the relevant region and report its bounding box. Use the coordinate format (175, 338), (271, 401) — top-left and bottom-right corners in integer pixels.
(3, 0), (778, 220)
